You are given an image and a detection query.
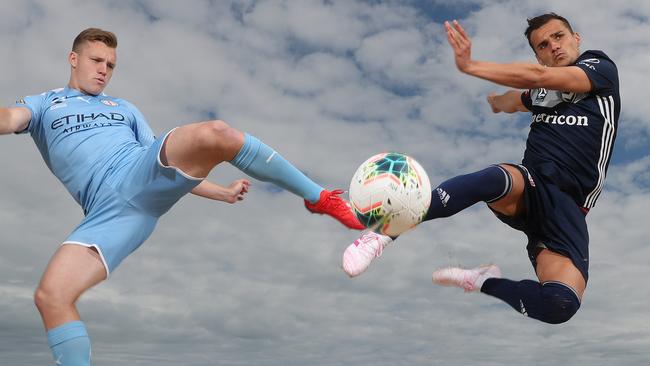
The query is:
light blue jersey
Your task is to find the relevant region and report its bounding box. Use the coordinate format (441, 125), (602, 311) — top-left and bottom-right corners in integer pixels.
(15, 87), (201, 274)
(16, 87), (156, 212)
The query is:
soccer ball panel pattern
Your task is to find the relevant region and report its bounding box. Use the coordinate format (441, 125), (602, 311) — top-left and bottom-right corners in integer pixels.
(349, 152), (431, 237)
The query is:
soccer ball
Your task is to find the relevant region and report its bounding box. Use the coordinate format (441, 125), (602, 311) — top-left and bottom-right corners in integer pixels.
(349, 152), (431, 237)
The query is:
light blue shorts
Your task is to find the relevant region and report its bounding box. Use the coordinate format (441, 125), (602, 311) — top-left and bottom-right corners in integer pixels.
(63, 129), (202, 276)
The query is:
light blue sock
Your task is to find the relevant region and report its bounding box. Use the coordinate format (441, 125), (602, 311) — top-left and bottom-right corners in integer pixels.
(47, 321), (91, 366)
(230, 133), (323, 203)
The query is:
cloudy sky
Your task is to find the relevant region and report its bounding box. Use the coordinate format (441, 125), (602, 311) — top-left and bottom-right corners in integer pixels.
(1, 0), (649, 365)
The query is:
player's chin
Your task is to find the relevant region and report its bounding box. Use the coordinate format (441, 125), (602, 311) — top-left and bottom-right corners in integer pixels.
(85, 86), (106, 96)
(552, 57), (575, 67)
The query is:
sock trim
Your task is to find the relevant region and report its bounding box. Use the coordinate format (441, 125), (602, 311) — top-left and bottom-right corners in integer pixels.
(47, 321), (88, 348)
(541, 281), (581, 304)
(230, 133), (259, 169)
(485, 165), (513, 203)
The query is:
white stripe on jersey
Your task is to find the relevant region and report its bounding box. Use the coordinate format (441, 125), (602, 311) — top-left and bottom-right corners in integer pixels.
(584, 95), (616, 208)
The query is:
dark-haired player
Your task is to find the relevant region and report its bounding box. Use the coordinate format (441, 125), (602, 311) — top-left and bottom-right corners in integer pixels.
(343, 13), (619, 324)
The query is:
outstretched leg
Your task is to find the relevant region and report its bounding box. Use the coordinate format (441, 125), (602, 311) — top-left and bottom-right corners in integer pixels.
(35, 245), (107, 365)
(424, 164), (522, 220)
(434, 250), (585, 324)
(162, 120), (363, 229)
(343, 164), (520, 276)
(430, 165), (586, 324)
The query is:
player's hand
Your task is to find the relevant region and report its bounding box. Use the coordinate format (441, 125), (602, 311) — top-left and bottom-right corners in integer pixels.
(487, 92), (501, 113)
(224, 179), (250, 204)
(445, 20), (473, 73)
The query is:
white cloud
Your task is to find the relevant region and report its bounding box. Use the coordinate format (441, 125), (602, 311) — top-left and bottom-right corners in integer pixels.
(1, 0), (649, 365)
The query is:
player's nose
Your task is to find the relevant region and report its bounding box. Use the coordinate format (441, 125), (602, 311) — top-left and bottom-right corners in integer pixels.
(97, 63), (107, 75)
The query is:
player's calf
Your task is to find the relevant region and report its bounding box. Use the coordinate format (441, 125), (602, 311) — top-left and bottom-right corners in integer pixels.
(481, 278), (581, 324)
(47, 321), (91, 366)
(536, 281), (581, 324)
(423, 165), (513, 221)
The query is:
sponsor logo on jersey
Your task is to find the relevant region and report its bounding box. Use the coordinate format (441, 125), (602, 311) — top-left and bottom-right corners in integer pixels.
(51, 112), (125, 130)
(101, 99), (118, 107)
(531, 112), (589, 127)
(578, 58), (599, 71)
(579, 58), (600, 64)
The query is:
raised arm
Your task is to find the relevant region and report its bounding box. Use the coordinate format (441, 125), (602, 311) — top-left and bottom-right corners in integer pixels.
(487, 90), (529, 114)
(444, 20), (592, 94)
(0, 107), (31, 135)
(190, 179), (250, 204)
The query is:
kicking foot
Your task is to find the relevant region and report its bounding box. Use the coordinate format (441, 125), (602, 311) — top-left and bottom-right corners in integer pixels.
(305, 189), (365, 230)
(432, 264), (501, 292)
(342, 231), (393, 277)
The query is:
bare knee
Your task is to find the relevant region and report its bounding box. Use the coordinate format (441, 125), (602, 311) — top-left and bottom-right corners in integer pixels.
(196, 120), (244, 157)
(34, 284), (70, 314)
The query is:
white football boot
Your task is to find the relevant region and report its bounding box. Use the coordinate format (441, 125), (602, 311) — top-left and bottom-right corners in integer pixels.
(342, 231), (393, 277)
(431, 264), (501, 292)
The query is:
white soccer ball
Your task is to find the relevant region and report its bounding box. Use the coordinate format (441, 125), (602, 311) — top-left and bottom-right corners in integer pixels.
(349, 152), (431, 237)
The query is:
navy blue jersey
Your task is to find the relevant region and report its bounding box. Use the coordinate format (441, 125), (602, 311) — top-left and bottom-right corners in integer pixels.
(521, 50), (620, 209)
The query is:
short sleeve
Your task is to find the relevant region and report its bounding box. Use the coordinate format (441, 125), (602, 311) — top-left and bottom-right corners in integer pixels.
(575, 52), (618, 94)
(521, 89), (533, 110)
(12, 92), (47, 134)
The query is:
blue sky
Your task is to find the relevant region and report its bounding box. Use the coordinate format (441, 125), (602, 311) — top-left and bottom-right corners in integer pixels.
(1, 1), (649, 365)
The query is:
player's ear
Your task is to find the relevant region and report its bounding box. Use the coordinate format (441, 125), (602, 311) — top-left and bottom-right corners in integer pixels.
(69, 51), (78, 68)
(574, 32), (582, 47)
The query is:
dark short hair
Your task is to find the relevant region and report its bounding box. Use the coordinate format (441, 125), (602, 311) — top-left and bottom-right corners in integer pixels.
(524, 13), (574, 50)
(72, 28), (118, 52)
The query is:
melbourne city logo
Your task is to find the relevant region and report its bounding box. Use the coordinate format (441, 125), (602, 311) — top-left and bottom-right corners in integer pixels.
(101, 99), (118, 107)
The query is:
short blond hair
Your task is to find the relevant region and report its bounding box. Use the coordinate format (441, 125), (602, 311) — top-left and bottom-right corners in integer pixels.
(72, 28), (118, 52)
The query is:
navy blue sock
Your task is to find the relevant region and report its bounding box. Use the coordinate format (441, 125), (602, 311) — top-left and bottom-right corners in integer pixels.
(481, 278), (581, 324)
(423, 165), (512, 221)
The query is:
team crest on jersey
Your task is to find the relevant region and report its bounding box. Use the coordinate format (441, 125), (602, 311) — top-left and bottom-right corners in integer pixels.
(101, 99), (118, 107)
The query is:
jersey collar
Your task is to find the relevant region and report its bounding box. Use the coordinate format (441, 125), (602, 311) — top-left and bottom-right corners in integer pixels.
(63, 86), (108, 99)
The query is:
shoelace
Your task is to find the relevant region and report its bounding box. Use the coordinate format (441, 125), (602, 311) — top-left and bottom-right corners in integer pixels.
(354, 233), (383, 258)
(462, 269), (481, 292)
(322, 189), (348, 208)
(462, 274), (475, 292)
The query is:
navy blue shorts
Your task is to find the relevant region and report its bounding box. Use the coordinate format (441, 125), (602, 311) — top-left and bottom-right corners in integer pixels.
(493, 164), (590, 282)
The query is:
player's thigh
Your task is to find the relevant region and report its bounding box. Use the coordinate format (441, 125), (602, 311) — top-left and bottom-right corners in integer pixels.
(37, 244), (107, 305)
(162, 121), (245, 177)
(487, 164), (526, 217)
(535, 248), (586, 300)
